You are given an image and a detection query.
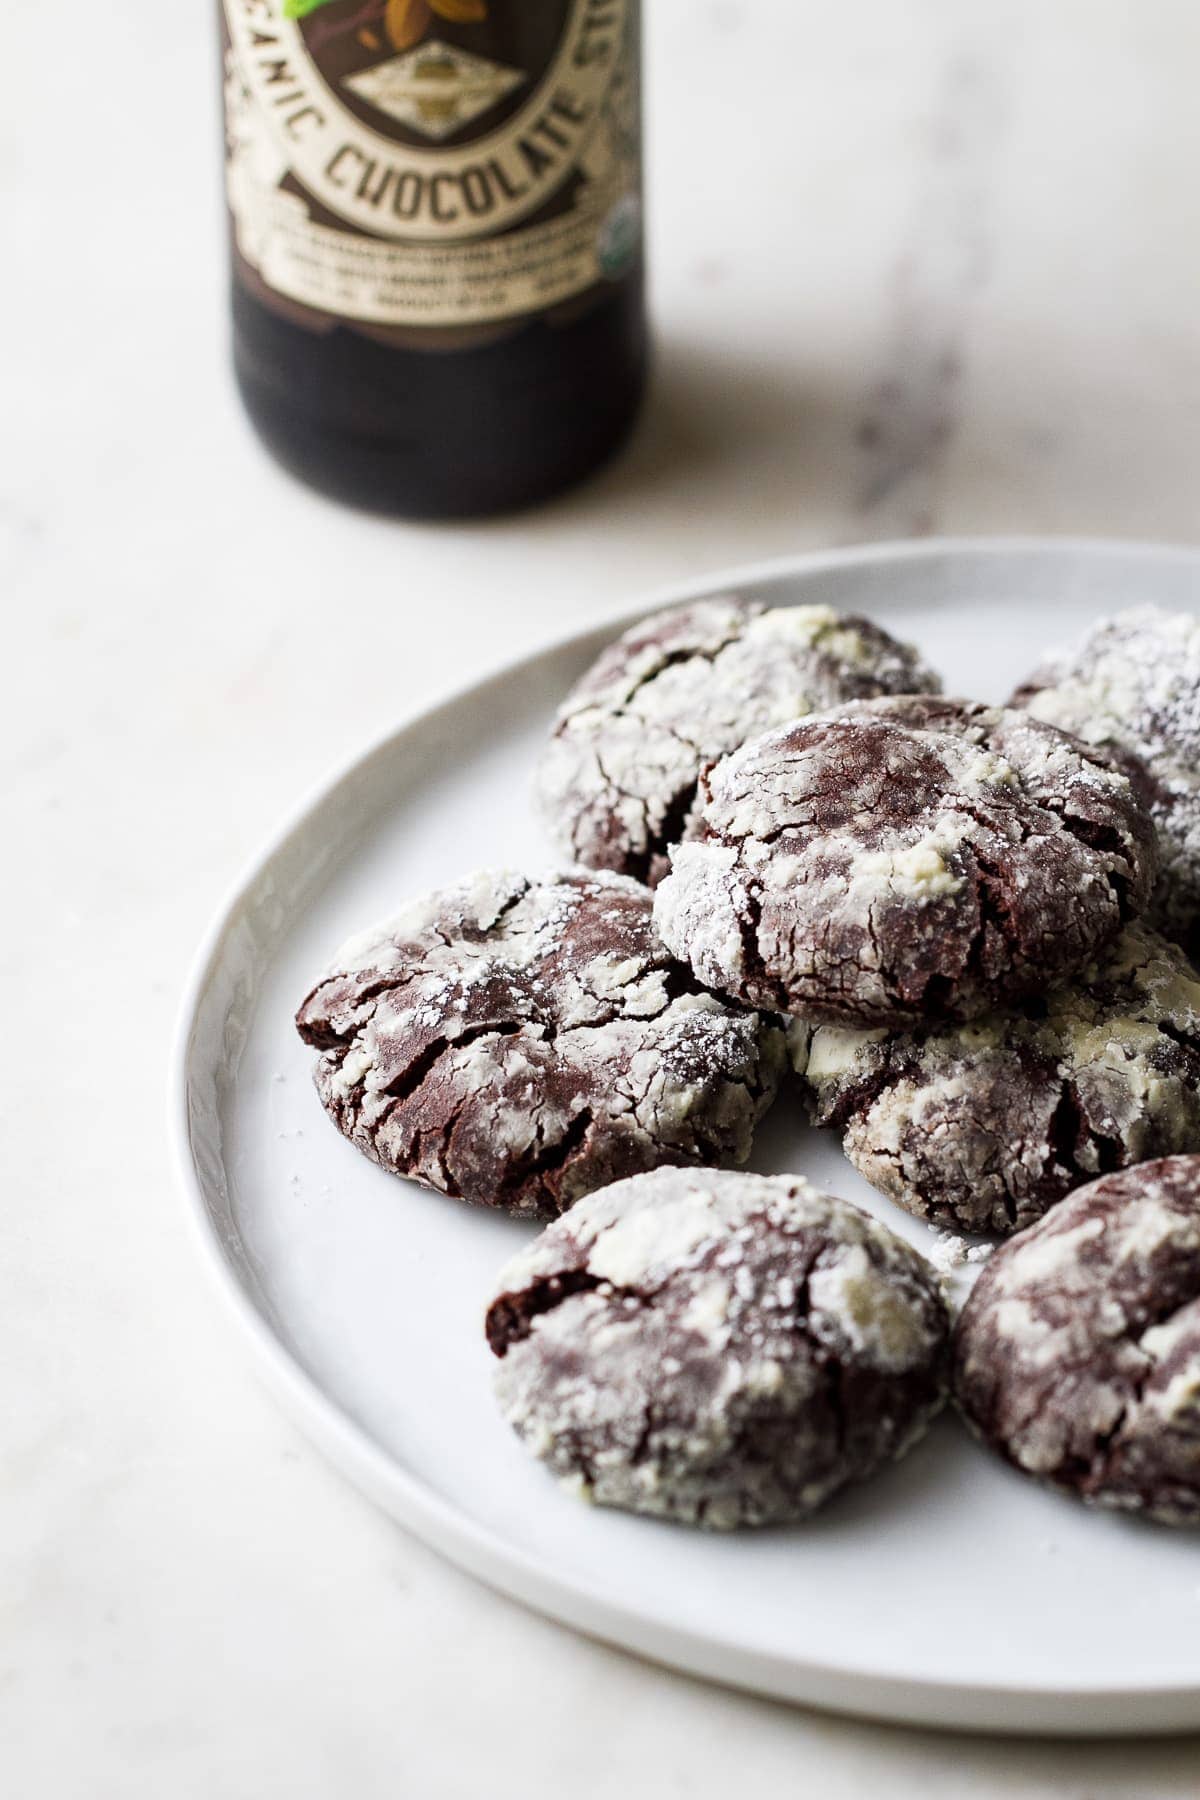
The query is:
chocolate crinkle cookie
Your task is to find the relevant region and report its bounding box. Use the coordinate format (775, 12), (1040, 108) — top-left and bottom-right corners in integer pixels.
(486, 1168), (951, 1527)
(798, 922), (1200, 1237)
(536, 596), (940, 886)
(954, 1157), (1200, 1525)
(1013, 605), (1200, 955)
(654, 695), (1157, 1027)
(295, 870), (785, 1221)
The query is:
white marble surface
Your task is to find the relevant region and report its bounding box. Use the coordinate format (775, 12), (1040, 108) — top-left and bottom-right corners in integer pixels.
(5, 0), (1200, 1793)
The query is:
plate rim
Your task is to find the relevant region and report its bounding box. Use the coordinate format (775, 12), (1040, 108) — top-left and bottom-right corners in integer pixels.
(170, 535), (1200, 1735)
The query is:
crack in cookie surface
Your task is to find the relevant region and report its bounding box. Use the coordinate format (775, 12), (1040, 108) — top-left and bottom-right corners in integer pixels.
(654, 697), (1157, 1027)
(295, 870), (786, 1220)
(1014, 605), (1200, 955)
(800, 922), (1200, 1235)
(953, 1156), (1200, 1523)
(536, 598), (941, 886)
(486, 1167), (950, 1527)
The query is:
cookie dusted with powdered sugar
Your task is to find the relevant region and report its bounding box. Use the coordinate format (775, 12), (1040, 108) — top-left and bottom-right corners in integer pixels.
(1013, 605), (1200, 954)
(654, 695), (1157, 1027)
(486, 1168), (950, 1527)
(954, 1157), (1200, 1524)
(536, 597), (940, 886)
(799, 922), (1200, 1236)
(295, 870), (785, 1221)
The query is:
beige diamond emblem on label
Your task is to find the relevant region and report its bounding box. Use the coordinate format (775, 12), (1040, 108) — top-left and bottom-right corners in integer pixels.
(342, 39), (525, 141)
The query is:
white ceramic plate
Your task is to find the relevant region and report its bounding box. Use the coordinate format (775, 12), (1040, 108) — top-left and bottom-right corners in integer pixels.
(173, 540), (1200, 1736)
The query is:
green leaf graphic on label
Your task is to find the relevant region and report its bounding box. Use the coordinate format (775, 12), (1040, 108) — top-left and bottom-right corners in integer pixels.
(281, 0), (486, 23)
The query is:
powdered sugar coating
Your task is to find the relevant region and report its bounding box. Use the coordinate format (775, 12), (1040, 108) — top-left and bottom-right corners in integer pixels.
(1014, 605), (1200, 953)
(295, 870), (785, 1221)
(800, 922), (1200, 1236)
(954, 1156), (1200, 1524)
(536, 597), (941, 886)
(654, 695), (1157, 1026)
(486, 1167), (950, 1527)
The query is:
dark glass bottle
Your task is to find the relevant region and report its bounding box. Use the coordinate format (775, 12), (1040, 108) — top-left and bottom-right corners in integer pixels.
(220, 0), (646, 518)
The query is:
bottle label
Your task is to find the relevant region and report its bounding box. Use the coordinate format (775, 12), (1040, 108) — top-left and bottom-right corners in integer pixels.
(222, 0), (641, 329)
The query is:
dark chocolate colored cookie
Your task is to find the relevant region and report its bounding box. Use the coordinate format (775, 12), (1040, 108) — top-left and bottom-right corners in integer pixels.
(295, 870), (785, 1221)
(954, 1157), (1200, 1524)
(486, 1168), (951, 1527)
(1013, 605), (1200, 955)
(654, 696), (1157, 1026)
(536, 597), (940, 886)
(799, 923), (1200, 1236)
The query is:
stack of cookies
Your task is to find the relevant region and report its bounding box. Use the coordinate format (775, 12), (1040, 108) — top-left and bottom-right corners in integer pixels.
(296, 599), (1200, 1531)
